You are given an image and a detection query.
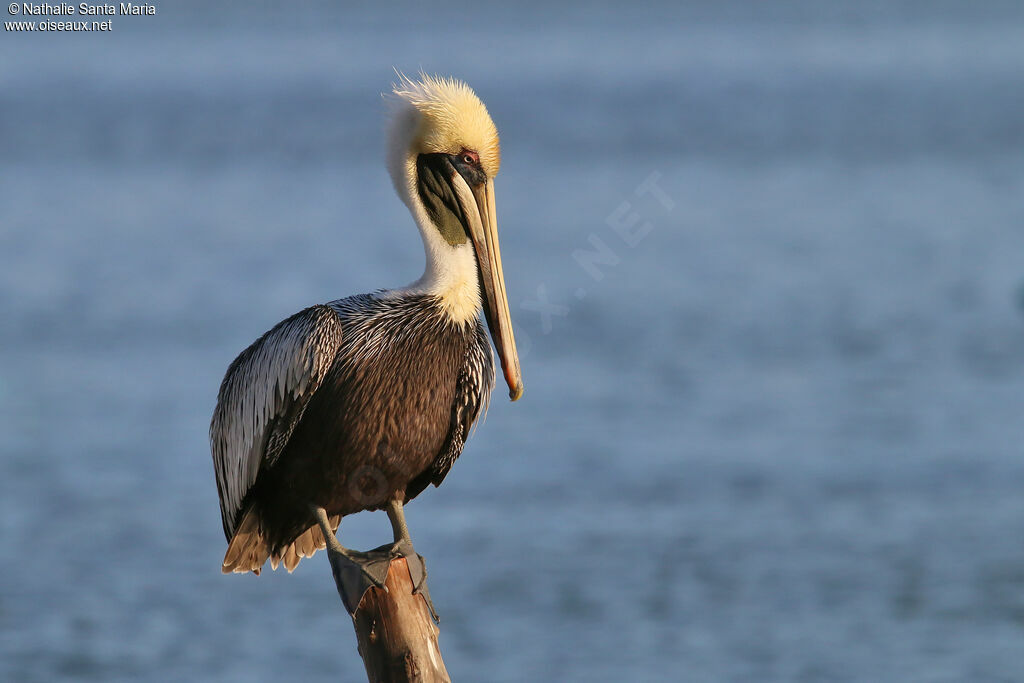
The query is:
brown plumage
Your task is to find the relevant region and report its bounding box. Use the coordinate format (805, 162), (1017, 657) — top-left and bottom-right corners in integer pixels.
(214, 294), (493, 574)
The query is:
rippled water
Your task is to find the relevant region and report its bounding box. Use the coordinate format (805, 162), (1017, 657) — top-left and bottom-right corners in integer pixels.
(3, 2), (1024, 681)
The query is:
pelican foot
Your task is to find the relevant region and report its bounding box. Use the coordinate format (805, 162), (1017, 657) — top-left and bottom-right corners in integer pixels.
(326, 545), (394, 615)
(327, 540), (438, 621)
(390, 538), (439, 624)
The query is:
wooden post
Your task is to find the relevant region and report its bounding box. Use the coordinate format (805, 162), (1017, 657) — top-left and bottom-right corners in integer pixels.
(347, 557), (450, 683)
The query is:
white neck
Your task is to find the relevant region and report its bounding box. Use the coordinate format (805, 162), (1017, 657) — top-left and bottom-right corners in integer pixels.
(384, 103), (482, 325)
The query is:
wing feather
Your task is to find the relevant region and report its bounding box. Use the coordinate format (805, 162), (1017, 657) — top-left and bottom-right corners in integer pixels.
(210, 305), (344, 539)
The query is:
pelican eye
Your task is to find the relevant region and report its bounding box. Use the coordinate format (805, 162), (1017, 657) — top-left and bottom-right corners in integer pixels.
(458, 150), (480, 167)
(448, 151), (486, 186)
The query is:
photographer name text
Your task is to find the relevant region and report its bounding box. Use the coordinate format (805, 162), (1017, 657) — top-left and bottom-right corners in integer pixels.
(14, 2), (155, 15)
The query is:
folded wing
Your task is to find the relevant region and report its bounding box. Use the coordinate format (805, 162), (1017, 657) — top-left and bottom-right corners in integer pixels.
(210, 305), (344, 540)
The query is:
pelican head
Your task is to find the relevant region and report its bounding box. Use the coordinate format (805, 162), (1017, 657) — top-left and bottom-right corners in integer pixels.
(387, 73), (523, 401)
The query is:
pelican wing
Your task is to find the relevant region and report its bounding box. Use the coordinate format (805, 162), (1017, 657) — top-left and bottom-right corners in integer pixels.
(210, 305), (344, 539)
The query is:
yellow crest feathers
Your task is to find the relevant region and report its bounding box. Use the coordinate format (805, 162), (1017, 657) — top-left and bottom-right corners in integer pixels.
(390, 72), (501, 177)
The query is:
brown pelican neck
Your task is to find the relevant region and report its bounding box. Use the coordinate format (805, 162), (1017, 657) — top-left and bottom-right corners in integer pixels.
(398, 216), (483, 326)
(383, 164), (482, 324)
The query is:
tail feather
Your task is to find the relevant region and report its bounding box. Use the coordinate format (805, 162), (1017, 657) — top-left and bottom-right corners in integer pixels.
(283, 544), (300, 572)
(222, 508), (270, 574)
(295, 526), (315, 558)
(222, 509), (340, 575)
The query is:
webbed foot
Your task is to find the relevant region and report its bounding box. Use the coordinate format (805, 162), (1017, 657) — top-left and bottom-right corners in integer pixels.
(391, 538), (438, 623)
(313, 503), (439, 621)
(326, 544), (394, 614)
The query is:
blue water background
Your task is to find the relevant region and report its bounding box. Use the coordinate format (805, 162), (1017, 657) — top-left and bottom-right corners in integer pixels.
(2, 2), (1024, 680)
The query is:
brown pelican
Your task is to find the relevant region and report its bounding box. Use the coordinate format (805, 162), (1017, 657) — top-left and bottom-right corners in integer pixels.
(210, 75), (523, 610)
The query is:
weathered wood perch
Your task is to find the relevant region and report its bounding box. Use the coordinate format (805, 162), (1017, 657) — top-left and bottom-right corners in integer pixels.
(333, 554), (450, 682)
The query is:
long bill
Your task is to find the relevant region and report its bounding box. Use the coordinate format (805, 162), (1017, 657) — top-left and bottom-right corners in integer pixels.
(449, 174), (524, 401)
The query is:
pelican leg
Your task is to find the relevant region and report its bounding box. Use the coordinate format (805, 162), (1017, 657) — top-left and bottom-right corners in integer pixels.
(312, 506), (392, 615)
(385, 499), (438, 622)
(386, 498), (412, 544)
